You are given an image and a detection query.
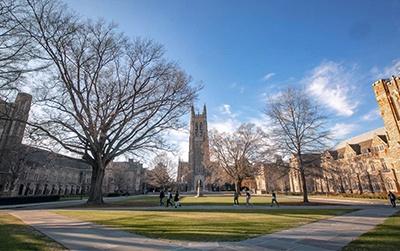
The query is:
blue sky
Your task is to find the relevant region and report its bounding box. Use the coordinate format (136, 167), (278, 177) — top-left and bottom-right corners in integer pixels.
(68, 0), (400, 160)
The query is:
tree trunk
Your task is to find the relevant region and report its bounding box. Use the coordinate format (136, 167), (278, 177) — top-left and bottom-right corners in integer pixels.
(87, 161), (106, 205)
(356, 173), (363, 194)
(366, 172), (374, 193)
(235, 179), (242, 195)
(298, 156), (309, 203)
(339, 176), (345, 193)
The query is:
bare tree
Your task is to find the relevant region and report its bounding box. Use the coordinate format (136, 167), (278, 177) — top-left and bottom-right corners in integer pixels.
(109, 167), (128, 193)
(266, 87), (329, 203)
(209, 123), (270, 194)
(0, 144), (57, 196)
(146, 153), (176, 189)
(0, 145), (32, 196)
(0, 0), (45, 97)
(10, 0), (199, 204)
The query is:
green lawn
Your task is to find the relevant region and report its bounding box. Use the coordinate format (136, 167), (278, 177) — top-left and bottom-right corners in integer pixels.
(343, 210), (400, 251)
(109, 194), (319, 207)
(310, 194), (387, 201)
(57, 208), (352, 241)
(0, 213), (65, 251)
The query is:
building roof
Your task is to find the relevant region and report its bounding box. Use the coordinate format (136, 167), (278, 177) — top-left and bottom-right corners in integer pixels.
(20, 145), (90, 170)
(335, 127), (386, 150)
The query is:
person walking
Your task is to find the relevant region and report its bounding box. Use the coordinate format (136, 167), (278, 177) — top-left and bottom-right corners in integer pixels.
(159, 189), (165, 206)
(271, 191), (280, 207)
(174, 191), (181, 208)
(233, 191), (239, 206)
(166, 191), (173, 207)
(388, 191), (397, 208)
(245, 190), (252, 207)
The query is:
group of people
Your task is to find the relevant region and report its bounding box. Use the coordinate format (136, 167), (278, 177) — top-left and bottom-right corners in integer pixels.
(233, 190), (279, 207)
(158, 189), (398, 208)
(159, 190), (181, 208)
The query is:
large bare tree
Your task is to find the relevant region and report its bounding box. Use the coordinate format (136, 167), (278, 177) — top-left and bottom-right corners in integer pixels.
(266, 87), (329, 203)
(146, 153), (176, 189)
(10, 0), (199, 204)
(0, 0), (45, 97)
(209, 123), (270, 194)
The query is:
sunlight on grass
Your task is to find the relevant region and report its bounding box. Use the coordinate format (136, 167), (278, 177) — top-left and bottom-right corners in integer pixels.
(57, 209), (352, 241)
(343, 210), (400, 251)
(0, 213), (65, 251)
(110, 194), (305, 207)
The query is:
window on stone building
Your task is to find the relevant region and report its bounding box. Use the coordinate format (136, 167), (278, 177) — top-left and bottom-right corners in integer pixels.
(382, 161), (388, 171)
(370, 163), (375, 171)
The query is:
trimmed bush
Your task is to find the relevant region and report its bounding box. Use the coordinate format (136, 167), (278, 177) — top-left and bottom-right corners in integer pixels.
(0, 195), (60, 205)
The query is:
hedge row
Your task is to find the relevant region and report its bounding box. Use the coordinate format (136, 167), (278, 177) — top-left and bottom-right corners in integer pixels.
(0, 195), (60, 205)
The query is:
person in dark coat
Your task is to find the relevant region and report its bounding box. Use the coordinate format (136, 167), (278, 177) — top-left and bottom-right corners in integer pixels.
(159, 189), (165, 206)
(166, 191), (173, 207)
(233, 191), (239, 206)
(245, 190), (252, 207)
(388, 191), (397, 208)
(271, 191), (280, 207)
(174, 191), (181, 208)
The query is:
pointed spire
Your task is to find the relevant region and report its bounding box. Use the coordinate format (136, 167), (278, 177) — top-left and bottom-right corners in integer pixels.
(191, 105), (195, 117)
(203, 104), (207, 116)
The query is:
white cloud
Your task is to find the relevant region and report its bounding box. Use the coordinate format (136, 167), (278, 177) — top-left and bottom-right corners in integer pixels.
(370, 59), (400, 79)
(304, 61), (359, 117)
(218, 104), (235, 117)
(164, 128), (190, 162)
(330, 123), (358, 139)
(210, 104), (238, 133)
(262, 72), (276, 82)
(362, 108), (380, 121)
(230, 82), (245, 94)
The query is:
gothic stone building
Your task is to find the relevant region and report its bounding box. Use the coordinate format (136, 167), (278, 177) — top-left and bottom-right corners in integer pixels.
(289, 76), (400, 194)
(255, 157), (290, 194)
(288, 153), (323, 193)
(0, 93), (144, 197)
(103, 160), (144, 195)
(0, 93), (93, 197)
(177, 105), (210, 191)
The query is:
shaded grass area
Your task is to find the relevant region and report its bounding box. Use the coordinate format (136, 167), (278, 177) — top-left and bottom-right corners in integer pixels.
(57, 209), (352, 242)
(0, 213), (65, 251)
(108, 194), (326, 207)
(343, 210), (400, 251)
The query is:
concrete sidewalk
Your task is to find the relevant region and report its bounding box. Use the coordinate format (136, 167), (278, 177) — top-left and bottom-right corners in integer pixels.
(10, 206), (398, 251)
(0, 195), (139, 210)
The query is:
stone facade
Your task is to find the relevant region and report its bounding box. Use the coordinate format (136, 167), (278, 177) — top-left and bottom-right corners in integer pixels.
(103, 160), (144, 194)
(255, 158), (290, 194)
(0, 93), (92, 197)
(0, 92), (31, 148)
(288, 76), (400, 194)
(288, 154), (323, 193)
(176, 105), (210, 191)
(0, 93), (145, 197)
(0, 145), (91, 197)
(373, 76), (400, 172)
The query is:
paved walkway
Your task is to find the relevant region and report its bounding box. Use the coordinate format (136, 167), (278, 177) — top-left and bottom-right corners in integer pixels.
(10, 206), (398, 251)
(0, 195), (139, 210)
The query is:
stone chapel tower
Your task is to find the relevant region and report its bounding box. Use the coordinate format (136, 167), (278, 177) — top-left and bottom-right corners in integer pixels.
(188, 105), (210, 192)
(373, 76), (400, 172)
(0, 93), (32, 149)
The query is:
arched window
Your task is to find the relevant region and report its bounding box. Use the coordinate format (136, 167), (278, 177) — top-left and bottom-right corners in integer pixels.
(195, 123), (199, 136)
